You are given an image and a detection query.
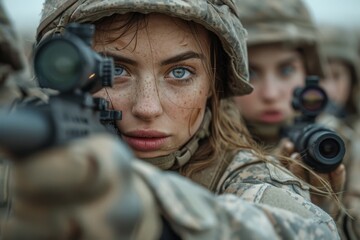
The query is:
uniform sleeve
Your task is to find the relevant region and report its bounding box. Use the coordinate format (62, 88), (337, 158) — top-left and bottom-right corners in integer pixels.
(131, 159), (340, 239)
(217, 150), (338, 237)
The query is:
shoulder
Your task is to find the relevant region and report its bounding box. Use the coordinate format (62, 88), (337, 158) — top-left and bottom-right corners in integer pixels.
(217, 149), (310, 199)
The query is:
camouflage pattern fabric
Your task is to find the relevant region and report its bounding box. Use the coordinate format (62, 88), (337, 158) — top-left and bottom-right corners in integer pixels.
(236, 0), (326, 78)
(131, 150), (339, 239)
(36, 0), (253, 98)
(1, 135), (340, 239)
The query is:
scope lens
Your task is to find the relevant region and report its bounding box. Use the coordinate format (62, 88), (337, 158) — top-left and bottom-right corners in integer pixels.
(35, 40), (81, 90)
(301, 88), (325, 111)
(319, 138), (340, 159)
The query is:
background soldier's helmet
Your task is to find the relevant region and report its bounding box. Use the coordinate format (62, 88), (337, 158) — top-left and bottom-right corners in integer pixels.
(36, 0), (254, 97)
(0, 0), (24, 84)
(318, 26), (360, 116)
(236, 0), (325, 77)
(318, 25), (360, 84)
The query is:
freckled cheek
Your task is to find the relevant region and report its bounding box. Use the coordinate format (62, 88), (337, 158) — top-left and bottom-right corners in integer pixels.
(163, 83), (209, 109)
(171, 89), (208, 134)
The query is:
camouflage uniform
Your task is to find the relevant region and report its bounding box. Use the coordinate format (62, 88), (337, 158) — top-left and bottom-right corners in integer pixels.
(318, 26), (360, 240)
(234, 0), (357, 239)
(0, 0), (340, 239)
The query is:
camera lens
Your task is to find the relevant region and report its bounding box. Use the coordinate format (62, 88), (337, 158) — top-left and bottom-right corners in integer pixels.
(319, 138), (340, 159)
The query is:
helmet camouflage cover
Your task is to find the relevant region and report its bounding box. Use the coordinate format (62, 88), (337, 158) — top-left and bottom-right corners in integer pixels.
(236, 0), (325, 77)
(318, 25), (360, 83)
(37, 0), (253, 97)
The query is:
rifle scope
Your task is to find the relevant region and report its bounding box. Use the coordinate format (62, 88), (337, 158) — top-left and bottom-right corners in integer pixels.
(34, 23), (113, 93)
(284, 76), (345, 173)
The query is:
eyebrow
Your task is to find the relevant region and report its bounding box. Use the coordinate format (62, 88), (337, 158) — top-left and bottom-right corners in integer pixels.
(277, 56), (300, 67)
(161, 51), (204, 66)
(99, 51), (138, 66)
(250, 55), (300, 69)
(99, 50), (204, 66)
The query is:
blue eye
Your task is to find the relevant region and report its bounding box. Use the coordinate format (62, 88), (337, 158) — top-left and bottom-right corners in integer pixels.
(114, 66), (128, 77)
(280, 65), (295, 77)
(249, 68), (258, 81)
(169, 67), (191, 79)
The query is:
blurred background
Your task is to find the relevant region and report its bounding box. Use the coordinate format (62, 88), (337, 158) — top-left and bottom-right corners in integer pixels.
(3, 0), (360, 56)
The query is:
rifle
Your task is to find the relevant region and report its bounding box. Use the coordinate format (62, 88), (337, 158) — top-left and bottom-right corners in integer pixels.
(0, 23), (122, 156)
(281, 76), (346, 173)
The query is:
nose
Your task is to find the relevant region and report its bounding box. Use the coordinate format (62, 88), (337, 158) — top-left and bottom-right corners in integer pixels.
(259, 75), (280, 102)
(131, 75), (163, 120)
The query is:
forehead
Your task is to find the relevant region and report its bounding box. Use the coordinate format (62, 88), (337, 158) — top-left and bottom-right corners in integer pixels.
(248, 43), (303, 63)
(94, 13), (210, 46)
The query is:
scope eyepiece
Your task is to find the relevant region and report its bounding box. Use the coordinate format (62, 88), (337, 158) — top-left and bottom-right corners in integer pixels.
(292, 124), (345, 173)
(34, 23), (114, 93)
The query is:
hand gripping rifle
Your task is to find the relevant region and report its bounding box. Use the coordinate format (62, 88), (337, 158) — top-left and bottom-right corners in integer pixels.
(281, 76), (346, 173)
(0, 23), (122, 156)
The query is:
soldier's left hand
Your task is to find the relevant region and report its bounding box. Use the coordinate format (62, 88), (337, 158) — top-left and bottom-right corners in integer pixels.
(276, 138), (346, 218)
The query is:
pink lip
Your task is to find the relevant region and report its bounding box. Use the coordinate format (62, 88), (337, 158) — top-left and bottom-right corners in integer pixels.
(122, 130), (170, 152)
(259, 111), (284, 123)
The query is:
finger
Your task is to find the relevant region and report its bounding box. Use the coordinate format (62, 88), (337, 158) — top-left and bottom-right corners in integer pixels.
(288, 152), (310, 182)
(329, 164), (346, 194)
(274, 138), (295, 157)
(12, 134), (133, 203)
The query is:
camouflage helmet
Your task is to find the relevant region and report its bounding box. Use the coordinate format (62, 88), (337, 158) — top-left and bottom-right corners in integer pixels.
(236, 0), (325, 77)
(318, 25), (360, 84)
(36, 0), (253, 97)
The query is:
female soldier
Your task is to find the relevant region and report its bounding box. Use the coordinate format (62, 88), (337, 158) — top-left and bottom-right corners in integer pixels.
(1, 0), (339, 239)
(318, 25), (360, 240)
(231, 0), (349, 237)
(318, 25), (360, 126)
(232, 0), (325, 147)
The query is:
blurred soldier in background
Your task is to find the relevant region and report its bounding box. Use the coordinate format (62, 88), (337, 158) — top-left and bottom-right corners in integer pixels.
(318, 25), (360, 240)
(319, 25), (360, 124)
(0, 0), (48, 232)
(0, 0), (40, 227)
(0, 0), (45, 107)
(233, 0), (326, 147)
(0, 0), (28, 106)
(232, 0), (353, 238)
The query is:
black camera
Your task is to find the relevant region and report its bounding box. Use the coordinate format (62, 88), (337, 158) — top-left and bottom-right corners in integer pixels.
(281, 76), (345, 173)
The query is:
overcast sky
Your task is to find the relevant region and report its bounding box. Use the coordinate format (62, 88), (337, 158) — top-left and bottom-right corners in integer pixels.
(3, 0), (360, 39)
